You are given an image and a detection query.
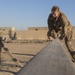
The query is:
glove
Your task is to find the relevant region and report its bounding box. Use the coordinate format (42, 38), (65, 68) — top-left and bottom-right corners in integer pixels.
(59, 34), (65, 40)
(47, 31), (51, 36)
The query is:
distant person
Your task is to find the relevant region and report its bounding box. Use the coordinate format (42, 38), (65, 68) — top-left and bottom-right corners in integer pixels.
(47, 6), (75, 60)
(9, 30), (12, 39)
(13, 32), (17, 40)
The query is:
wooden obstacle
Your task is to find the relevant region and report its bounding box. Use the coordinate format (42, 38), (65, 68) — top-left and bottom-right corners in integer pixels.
(0, 37), (22, 67)
(3, 47), (22, 67)
(17, 39), (75, 75)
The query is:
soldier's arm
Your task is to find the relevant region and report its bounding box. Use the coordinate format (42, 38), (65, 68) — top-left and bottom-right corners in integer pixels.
(60, 13), (69, 35)
(47, 14), (53, 31)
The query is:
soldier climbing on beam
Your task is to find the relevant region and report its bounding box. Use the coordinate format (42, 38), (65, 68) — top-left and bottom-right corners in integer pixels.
(47, 6), (75, 61)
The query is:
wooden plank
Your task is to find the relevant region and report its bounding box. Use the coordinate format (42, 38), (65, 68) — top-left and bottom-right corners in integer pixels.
(3, 47), (22, 67)
(17, 39), (75, 75)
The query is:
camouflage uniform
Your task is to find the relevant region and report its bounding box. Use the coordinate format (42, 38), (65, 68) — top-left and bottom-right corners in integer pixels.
(47, 12), (75, 52)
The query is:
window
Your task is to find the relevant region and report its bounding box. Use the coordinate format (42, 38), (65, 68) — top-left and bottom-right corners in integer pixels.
(35, 29), (38, 31)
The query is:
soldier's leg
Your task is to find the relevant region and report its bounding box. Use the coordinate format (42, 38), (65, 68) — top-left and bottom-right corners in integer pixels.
(65, 31), (75, 61)
(65, 31), (75, 52)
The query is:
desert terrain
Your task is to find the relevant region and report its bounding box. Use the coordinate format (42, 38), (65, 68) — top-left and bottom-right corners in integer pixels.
(0, 39), (75, 75)
(0, 42), (48, 75)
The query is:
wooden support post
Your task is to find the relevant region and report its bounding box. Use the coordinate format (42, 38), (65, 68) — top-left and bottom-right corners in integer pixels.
(3, 47), (22, 67)
(0, 37), (22, 67)
(7, 50), (22, 67)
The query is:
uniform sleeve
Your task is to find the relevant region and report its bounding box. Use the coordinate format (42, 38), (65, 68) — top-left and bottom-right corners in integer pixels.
(47, 14), (52, 31)
(60, 13), (69, 35)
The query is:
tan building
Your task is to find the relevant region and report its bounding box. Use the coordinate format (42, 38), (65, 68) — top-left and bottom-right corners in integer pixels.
(0, 27), (16, 39)
(16, 27), (48, 40)
(0, 27), (15, 31)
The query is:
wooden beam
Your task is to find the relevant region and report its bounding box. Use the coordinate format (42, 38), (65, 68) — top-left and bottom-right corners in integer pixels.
(17, 39), (75, 75)
(3, 47), (22, 67)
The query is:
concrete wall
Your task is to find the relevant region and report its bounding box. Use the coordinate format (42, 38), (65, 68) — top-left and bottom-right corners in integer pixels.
(16, 30), (48, 40)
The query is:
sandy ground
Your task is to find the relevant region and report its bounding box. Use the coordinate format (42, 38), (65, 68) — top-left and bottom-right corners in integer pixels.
(0, 39), (75, 75)
(0, 42), (48, 75)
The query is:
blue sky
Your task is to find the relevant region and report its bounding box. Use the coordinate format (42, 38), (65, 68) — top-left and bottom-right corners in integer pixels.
(0, 0), (75, 30)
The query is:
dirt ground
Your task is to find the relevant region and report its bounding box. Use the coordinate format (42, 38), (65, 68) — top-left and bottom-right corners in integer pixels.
(0, 42), (48, 75)
(0, 39), (75, 75)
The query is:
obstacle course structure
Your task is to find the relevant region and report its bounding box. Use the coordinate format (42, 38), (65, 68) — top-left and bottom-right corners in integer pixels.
(17, 39), (75, 75)
(0, 37), (22, 67)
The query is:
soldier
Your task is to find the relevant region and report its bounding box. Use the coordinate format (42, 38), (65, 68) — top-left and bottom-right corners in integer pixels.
(47, 6), (75, 60)
(13, 32), (17, 40)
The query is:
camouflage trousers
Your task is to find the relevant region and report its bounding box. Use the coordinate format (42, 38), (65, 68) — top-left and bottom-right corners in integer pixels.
(47, 30), (75, 52)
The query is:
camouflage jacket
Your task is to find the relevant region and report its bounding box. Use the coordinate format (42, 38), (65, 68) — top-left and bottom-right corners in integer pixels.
(47, 12), (73, 35)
